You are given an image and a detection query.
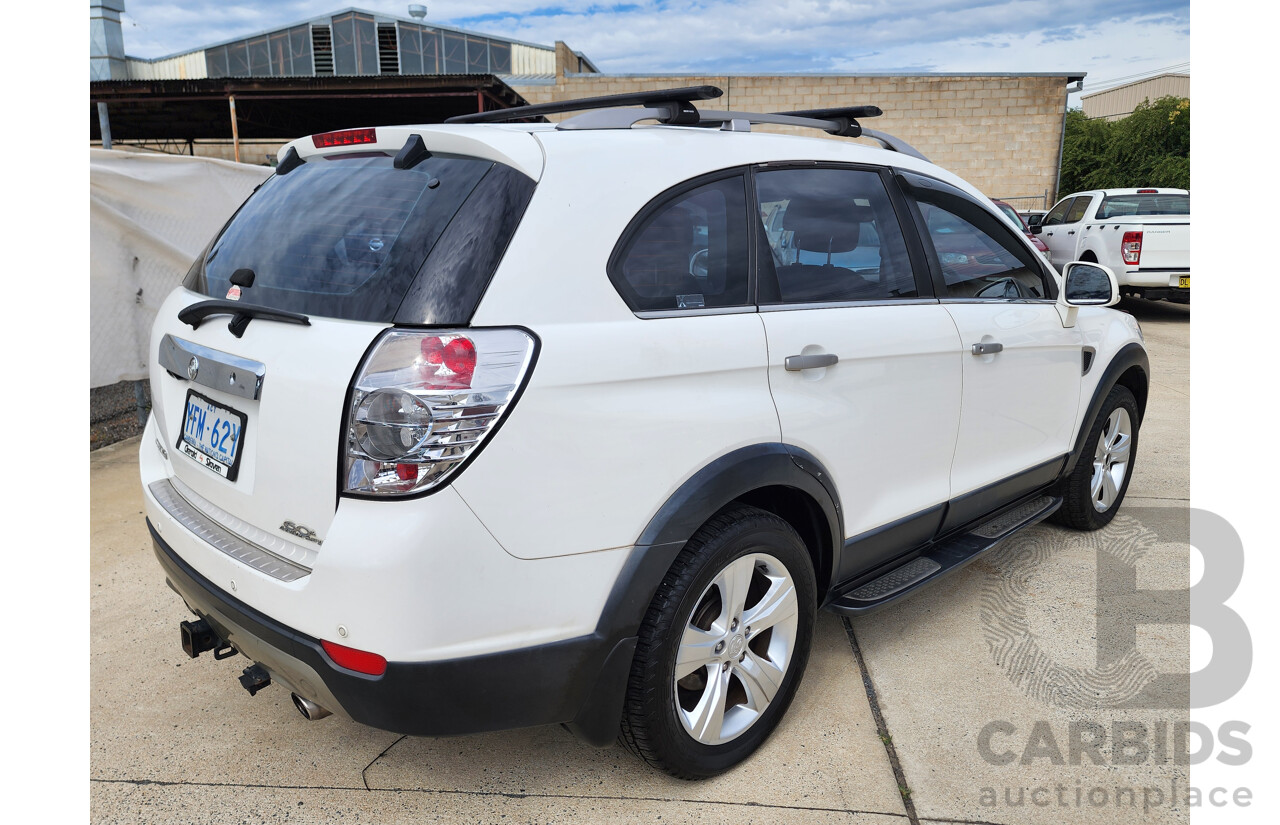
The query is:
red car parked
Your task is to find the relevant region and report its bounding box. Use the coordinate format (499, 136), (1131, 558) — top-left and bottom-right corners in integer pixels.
(993, 199), (1050, 257)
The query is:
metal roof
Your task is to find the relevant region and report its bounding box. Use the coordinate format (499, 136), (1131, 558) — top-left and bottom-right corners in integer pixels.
(90, 74), (529, 141)
(562, 71), (1087, 81)
(127, 6), (555, 64)
(1079, 72), (1189, 100)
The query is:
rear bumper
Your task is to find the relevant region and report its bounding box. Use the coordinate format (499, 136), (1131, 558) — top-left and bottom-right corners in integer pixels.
(1119, 269), (1189, 288)
(151, 519), (637, 742)
(1128, 287), (1189, 302)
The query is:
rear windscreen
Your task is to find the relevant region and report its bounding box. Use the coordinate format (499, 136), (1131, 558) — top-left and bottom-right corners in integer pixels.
(185, 152), (529, 323)
(1096, 194), (1190, 219)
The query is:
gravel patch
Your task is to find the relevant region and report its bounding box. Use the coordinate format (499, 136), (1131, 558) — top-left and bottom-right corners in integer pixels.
(91, 380), (151, 450)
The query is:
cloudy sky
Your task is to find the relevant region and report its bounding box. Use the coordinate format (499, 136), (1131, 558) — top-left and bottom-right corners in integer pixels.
(117, 0), (1189, 101)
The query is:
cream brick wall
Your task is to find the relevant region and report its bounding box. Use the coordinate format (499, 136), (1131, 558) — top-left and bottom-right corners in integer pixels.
(509, 73), (1070, 202)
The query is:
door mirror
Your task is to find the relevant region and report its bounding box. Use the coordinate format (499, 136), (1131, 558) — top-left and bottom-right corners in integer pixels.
(1029, 223), (1043, 235)
(1026, 214), (1043, 227)
(1062, 261), (1119, 306)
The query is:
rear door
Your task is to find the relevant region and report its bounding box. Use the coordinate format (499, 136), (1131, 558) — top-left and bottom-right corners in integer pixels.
(755, 165), (963, 579)
(898, 173), (1082, 530)
(150, 146), (536, 546)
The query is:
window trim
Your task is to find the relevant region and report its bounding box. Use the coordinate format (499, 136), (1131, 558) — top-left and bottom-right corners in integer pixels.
(893, 170), (1059, 302)
(1043, 196), (1077, 227)
(749, 161), (938, 308)
(759, 297), (941, 312)
(1063, 195), (1093, 224)
(606, 166), (756, 317)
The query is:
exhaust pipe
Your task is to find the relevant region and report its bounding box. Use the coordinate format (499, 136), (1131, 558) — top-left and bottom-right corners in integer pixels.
(292, 693), (332, 721)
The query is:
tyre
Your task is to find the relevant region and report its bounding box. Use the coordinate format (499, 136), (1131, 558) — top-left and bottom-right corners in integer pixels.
(1052, 385), (1139, 530)
(619, 504), (817, 778)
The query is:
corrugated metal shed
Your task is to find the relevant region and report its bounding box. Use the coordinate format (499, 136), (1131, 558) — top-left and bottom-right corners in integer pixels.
(123, 6), (557, 81)
(1080, 73), (1190, 121)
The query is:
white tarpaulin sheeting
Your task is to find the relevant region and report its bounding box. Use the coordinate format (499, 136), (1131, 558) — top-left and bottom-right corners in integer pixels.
(90, 149), (273, 388)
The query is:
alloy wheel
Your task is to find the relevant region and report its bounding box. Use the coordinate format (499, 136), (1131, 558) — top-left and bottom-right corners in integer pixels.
(673, 553), (799, 745)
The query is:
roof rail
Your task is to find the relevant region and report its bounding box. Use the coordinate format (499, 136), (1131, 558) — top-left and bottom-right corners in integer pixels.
(856, 129), (929, 162)
(445, 86), (723, 125)
(558, 108), (843, 134)
(447, 85), (929, 162)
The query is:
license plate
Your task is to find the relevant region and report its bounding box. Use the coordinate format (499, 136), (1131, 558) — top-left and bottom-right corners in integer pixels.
(178, 390), (247, 481)
(1178, 276), (1190, 288)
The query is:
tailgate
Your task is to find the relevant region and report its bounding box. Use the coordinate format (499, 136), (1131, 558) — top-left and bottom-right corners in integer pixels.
(150, 288), (385, 543)
(146, 139), (539, 553)
(1133, 218), (1190, 270)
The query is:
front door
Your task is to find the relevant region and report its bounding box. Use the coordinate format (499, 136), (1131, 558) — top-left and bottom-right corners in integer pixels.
(1041, 195), (1093, 267)
(903, 178), (1083, 529)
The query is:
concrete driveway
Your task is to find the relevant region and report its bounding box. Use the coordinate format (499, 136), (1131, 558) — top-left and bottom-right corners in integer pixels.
(90, 299), (1189, 824)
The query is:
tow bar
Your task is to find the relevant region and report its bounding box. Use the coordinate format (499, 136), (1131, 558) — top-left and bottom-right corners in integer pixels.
(238, 664), (271, 696)
(180, 619), (236, 660)
(177, 620), (279, 700)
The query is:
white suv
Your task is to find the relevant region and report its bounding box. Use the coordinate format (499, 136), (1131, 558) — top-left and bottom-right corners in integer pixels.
(140, 87), (1149, 778)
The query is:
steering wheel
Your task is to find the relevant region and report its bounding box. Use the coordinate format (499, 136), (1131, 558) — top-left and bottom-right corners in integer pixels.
(689, 248), (709, 279)
(975, 277), (1025, 300)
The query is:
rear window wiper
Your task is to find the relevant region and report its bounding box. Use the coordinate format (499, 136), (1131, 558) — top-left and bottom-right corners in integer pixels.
(178, 300), (311, 339)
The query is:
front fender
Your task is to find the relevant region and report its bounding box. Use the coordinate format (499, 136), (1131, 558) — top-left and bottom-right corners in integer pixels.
(1063, 341), (1149, 476)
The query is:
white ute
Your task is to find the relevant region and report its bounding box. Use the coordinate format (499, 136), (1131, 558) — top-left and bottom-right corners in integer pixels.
(140, 87), (1149, 778)
(1033, 187), (1190, 302)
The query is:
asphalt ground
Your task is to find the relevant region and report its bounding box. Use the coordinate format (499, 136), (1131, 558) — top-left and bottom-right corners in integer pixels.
(89, 297), (1189, 824)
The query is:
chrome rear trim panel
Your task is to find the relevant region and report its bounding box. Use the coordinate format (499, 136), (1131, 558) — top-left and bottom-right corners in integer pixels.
(159, 334), (266, 401)
(148, 478), (313, 582)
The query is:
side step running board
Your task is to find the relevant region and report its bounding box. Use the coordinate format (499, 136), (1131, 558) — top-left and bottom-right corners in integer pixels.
(826, 495), (1061, 616)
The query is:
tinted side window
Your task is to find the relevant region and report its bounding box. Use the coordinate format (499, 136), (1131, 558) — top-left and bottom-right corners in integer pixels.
(915, 197), (1051, 300)
(1065, 196), (1092, 223)
(755, 168), (917, 303)
(1043, 197), (1075, 226)
(612, 176), (750, 312)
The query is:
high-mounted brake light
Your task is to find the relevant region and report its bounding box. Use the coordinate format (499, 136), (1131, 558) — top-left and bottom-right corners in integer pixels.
(345, 328), (537, 497)
(1136, 189), (1158, 194)
(311, 128), (378, 148)
(321, 640), (387, 676)
(1122, 230), (1143, 265)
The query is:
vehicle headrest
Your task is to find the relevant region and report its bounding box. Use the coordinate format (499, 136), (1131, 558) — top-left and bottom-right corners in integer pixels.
(781, 197), (874, 253)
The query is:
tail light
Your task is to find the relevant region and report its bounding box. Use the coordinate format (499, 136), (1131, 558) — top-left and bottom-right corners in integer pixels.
(343, 328), (536, 497)
(1121, 231), (1143, 265)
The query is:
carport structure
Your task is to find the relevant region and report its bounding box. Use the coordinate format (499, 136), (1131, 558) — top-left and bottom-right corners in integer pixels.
(89, 74), (529, 161)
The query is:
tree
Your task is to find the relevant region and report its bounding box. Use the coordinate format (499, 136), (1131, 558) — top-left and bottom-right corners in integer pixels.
(1060, 96), (1190, 193)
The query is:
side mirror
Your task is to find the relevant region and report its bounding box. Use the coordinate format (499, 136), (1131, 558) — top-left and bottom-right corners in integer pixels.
(1026, 214), (1043, 227)
(1062, 261), (1119, 307)
(1029, 223), (1043, 235)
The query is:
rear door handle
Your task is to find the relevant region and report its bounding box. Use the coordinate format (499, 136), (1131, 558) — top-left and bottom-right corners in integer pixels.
(971, 342), (1004, 356)
(785, 353), (839, 371)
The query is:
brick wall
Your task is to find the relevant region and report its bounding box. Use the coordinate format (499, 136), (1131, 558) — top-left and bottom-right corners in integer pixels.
(510, 60), (1071, 202)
